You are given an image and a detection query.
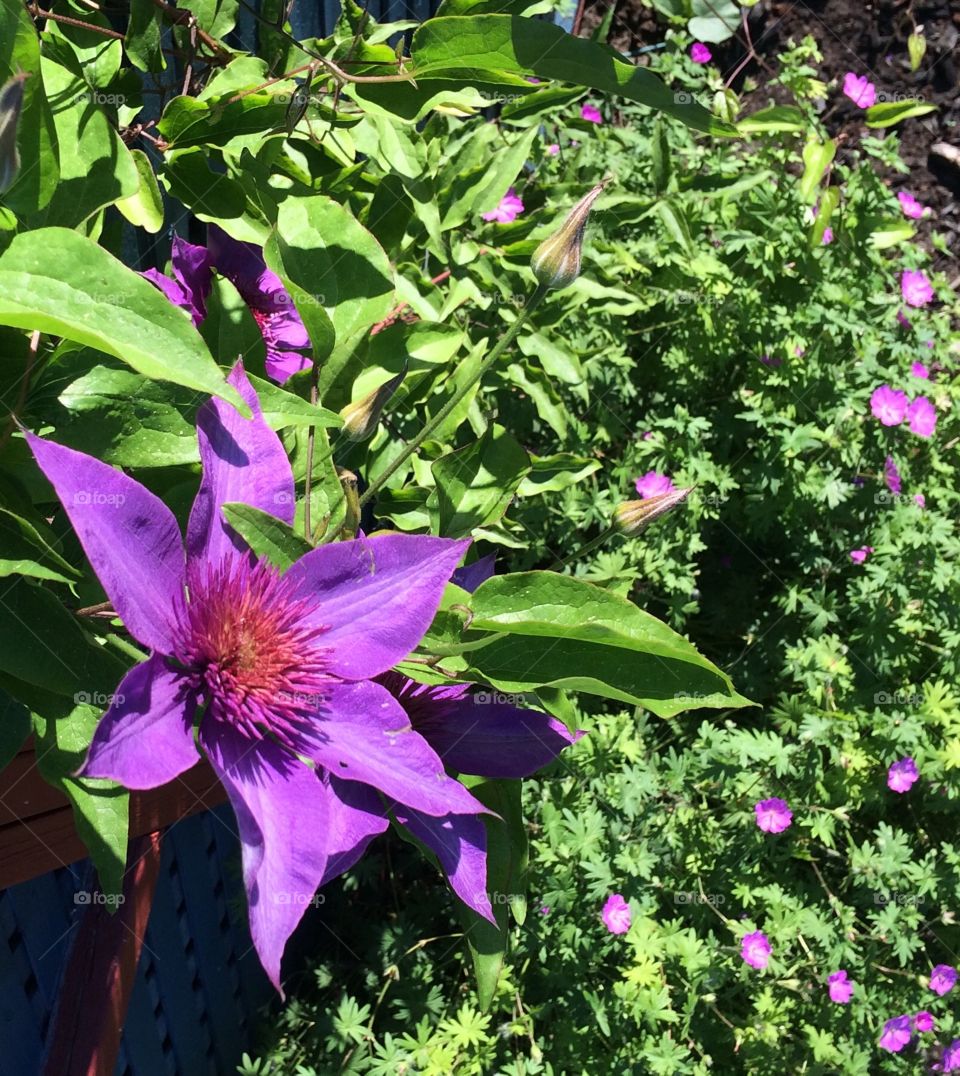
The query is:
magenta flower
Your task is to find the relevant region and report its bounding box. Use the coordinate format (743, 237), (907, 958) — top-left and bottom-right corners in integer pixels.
(930, 964), (957, 996)
(482, 187), (524, 224)
(911, 362), (930, 379)
(23, 363), (493, 994)
(546, 143), (560, 156)
(634, 471), (675, 499)
(870, 385), (908, 426)
(902, 269), (934, 308)
(754, 797), (792, 834)
(915, 1011), (935, 1033)
(580, 103), (603, 124)
(842, 72), (877, 108)
(907, 396), (936, 438)
(828, 969), (854, 1004)
(690, 42), (712, 64)
(915, 493), (926, 508)
(822, 227), (834, 245)
(849, 546), (873, 565)
(887, 757), (919, 793)
(942, 1040), (960, 1072)
(142, 230), (312, 384)
(879, 1015), (912, 1053)
(602, 893), (631, 934)
(741, 931), (771, 969)
(883, 456), (902, 495)
(897, 191), (926, 219)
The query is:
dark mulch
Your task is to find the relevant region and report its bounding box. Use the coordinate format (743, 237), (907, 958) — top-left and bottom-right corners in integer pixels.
(581, 0), (960, 253)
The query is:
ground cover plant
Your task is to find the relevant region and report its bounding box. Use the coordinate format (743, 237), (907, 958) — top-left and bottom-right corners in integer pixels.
(0, 0), (958, 1072)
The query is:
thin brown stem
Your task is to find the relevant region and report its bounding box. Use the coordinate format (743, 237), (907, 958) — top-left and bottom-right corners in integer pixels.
(27, 3), (125, 38)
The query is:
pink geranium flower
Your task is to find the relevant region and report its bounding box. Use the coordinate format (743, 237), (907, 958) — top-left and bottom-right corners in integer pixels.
(546, 143), (560, 156)
(850, 546), (873, 565)
(842, 72), (877, 108)
(907, 396), (936, 438)
(930, 965), (957, 997)
(915, 1011), (935, 1033)
(828, 970), (854, 1004)
(580, 103), (603, 124)
(601, 893), (631, 934)
(634, 471), (675, 499)
(887, 758), (919, 793)
(901, 269), (934, 307)
(879, 1015), (912, 1053)
(741, 931), (771, 969)
(898, 191), (926, 219)
(754, 798), (792, 833)
(690, 42), (712, 64)
(870, 385), (908, 426)
(482, 188), (524, 223)
(822, 227), (834, 245)
(914, 493), (926, 508)
(911, 362), (929, 379)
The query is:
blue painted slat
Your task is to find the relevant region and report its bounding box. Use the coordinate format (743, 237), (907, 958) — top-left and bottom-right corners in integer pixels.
(0, 889), (48, 1076)
(117, 948), (177, 1076)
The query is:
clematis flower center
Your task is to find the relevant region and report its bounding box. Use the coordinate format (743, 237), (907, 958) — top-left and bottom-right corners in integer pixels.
(172, 556), (330, 747)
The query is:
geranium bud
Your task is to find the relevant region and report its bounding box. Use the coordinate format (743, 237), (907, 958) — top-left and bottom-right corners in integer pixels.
(0, 73), (28, 197)
(339, 365), (406, 442)
(614, 486), (692, 535)
(531, 179), (610, 290)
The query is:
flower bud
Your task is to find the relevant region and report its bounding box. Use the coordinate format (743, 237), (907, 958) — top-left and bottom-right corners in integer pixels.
(339, 365), (406, 442)
(614, 487), (692, 536)
(0, 73), (28, 197)
(531, 179), (610, 290)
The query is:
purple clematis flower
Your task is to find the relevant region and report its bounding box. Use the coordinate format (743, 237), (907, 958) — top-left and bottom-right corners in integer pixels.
(23, 363), (490, 994)
(141, 237), (212, 328)
(142, 229), (311, 384)
(207, 226), (312, 383)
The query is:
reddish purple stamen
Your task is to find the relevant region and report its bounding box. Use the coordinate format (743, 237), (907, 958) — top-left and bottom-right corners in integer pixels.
(172, 556), (329, 747)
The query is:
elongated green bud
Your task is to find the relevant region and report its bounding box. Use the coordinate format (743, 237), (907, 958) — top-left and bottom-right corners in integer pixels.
(0, 73), (28, 197)
(614, 487), (692, 536)
(531, 179), (610, 290)
(339, 365), (406, 442)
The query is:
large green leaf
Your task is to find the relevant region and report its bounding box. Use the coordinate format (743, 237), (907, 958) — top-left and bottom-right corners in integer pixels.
(465, 572), (753, 716)
(221, 503), (313, 571)
(265, 196), (394, 391)
(0, 506), (80, 584)
(409, 16), (732, 136)
(0, 684), (30, 771)
(865, 99), (937, 128)
(0, 229), (246, 410)
(431, 425), (530, 538)
(0, 578), (128, 698)
(115, 148), (164, 233)
(688, 0), (739, 43)
(0, 0), (59, 214)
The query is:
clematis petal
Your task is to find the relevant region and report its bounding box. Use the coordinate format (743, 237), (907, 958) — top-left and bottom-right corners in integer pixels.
(78, 655), (199, 788)
(318, 776), (389, 887)
(169, 236), (213, 322)
(201, 727), (333, 995)
(187, 361), (295, 566)
(396, 807), (494, 923)
(294, 680), (490, 819)
(451, 553), (496, 594)
(141, 268), (192, 315)
(264, 348), (312, 384)
(24, 433), (185, 654)
(284, 533), (470, 680)
(415, 696), (581, 779)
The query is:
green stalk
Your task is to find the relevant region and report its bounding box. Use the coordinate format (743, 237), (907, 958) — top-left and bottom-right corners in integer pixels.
(358, 284), (548, 509)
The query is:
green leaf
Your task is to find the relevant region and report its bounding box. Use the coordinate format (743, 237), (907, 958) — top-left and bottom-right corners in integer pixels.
(126, 0), (166, 72)
(0, 579), (129, 698)
(408, 16), (733, 136)
(266, 196), (394, 388)
(517, 452), (600, 496)
(115, 148), (164, 233)
(246, 374), (342, 432)
(867, 218), (916, 249)
(737, 105), (806, 134)
(36, 55), (139, 227)
(431, 425), (530, 538)
(221, 503), (313, 571)
(688, 0), (739, 43)
(650, 117), (671, 195)
(160, 147), (250, 224)
(810, 186), (839, 247)
(0, 0), (59, 214)
(0, 684), (30, 771)
(798, 137), (836, 204)
(32, 699), (128, 902)
(0, 229), (247, 411)
(0, 506), (80, 584)
(865, 99), (937, 128)
(442, 126), (539, 229)
(466, 572), (753, 716)
(158, 92), (290, 150)
(655, 200), (695, 257)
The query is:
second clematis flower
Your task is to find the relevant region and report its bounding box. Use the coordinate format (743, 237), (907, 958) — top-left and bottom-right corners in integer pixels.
(23, 362), (493, 994)
(142, 228), (311, 383)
